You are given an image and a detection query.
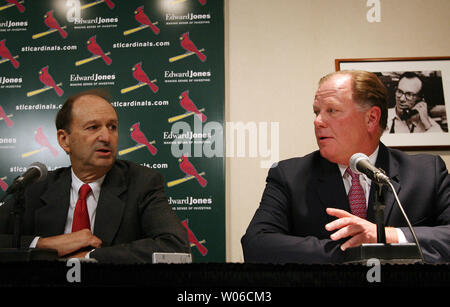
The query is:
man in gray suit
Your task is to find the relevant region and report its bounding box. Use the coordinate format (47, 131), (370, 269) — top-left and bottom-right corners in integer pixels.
(0, 90), (189, 263)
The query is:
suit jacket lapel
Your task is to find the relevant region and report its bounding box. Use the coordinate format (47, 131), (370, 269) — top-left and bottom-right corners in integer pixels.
(94, 163), (127, 246)
(36, 168), (71, 236)
(315, 155), (350, 215)
(368, 143), (401, 224)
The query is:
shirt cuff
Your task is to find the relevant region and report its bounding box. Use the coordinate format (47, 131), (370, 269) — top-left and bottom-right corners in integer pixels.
(29, 236), (40, 248)
(396, 228), (408, 243)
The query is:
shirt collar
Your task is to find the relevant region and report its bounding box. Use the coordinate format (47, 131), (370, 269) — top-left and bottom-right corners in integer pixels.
(70, 168), (105, 201)
(338, 145), (380, 179)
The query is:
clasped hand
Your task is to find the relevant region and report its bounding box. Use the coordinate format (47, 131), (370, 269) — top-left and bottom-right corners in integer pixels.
(325, 208), (398, 251)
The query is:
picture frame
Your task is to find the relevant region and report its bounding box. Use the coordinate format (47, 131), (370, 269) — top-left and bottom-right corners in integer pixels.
(335, 56), (450, 150)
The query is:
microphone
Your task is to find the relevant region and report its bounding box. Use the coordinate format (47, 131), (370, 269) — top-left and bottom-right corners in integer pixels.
(3, 162), (47, 196)
(349, 153), (390, 184)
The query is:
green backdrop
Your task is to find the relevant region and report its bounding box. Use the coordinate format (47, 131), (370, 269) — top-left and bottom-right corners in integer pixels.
(0, 0), (225, 262)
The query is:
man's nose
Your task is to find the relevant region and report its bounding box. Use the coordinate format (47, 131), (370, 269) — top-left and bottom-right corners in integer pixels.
(97, 126), (111, 143)
(314, 113), (327, 128)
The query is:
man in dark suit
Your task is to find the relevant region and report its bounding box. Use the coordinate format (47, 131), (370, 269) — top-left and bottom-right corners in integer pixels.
(0, 90), (190, 263)
(241, 70), (450, 264)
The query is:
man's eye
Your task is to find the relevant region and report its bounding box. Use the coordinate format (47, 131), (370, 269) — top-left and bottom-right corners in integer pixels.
(87, 125), (97, 130)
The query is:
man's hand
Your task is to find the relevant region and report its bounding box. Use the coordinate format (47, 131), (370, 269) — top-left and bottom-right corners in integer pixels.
(325, 208), (398, 251)
(36, 229), (102, 257)
(411, 101), (432, 131)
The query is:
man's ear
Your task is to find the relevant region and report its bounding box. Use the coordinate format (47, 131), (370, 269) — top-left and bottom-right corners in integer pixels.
(57, 129), (70, 154)
(366, 106), (381, 133)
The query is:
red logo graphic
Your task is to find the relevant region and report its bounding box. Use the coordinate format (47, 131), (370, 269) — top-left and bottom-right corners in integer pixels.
(34, 127), (58, 157)
(0, 105), (13, 127)
(0, 39), (19, 69)
(121, 62), (158, 94)
(0, 176), (8, 192)
(170, 0), (206, 6)
(81, 0), (115, 10)
(130, 122), (157, 155)
(182, 219), (208, 256)
(169, 32), (207, 63)
(40, 66), (63, 96)
(123, 6), (160, 36)
(179, 155), (207, 187)
(179, 90), (207, 122)
(32, 10), (67, 40)
(1, 0), (25, 13)
(135, 6), (160, 35)
(87, 35), (112, 65)
(21, 127), (59, 158)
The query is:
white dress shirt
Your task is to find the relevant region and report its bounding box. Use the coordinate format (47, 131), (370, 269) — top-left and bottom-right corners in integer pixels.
(65, 169), (105, 234)
(337, 146), (407, 243)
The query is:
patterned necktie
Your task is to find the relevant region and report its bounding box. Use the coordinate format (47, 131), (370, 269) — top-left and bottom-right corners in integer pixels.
(72, 183), (92, 232)
(345, 168), (367, 219)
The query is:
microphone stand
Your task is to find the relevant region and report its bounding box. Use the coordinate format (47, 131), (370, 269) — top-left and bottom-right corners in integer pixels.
(0, 183), (58, 262)
(345, 173), (424, 264)
(373, 182), (386, 244)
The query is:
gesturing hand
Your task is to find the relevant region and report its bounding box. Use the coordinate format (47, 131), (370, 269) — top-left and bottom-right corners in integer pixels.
(325, 208), (398, 251)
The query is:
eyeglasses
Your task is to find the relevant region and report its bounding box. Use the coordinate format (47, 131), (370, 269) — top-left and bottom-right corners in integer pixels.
(395, 88), (419, 100)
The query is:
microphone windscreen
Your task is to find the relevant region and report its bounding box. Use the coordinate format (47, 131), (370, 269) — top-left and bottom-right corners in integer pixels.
(28, 162), (48, 182)
(349, 153), (369, 174)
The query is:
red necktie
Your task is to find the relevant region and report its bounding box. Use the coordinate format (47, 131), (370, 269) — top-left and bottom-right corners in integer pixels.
(72, 183), (92, 232)
(345, 168), (367, 219)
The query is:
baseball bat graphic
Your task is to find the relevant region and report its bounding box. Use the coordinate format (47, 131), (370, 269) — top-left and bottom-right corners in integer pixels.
(191, 240), (206, 247)
(0, 56), (19, 65)
(167, 172), (206, 188)
(0, 114), (13, 121)
(75, 52), (111, 66)
(169, 49), (205, 63)
(32, 26), (67, 39)
(0, 0), (24, 11)
(118, 141), (155, 156)
(120, 80), (157, 94)
(168, 108), (205, 123)
(170, 0), (188, 5)
(21, 147), (47, 158)
(27, 83), (63, 97)
(123, 22), (159, 36)
(81, 0), (110, 10)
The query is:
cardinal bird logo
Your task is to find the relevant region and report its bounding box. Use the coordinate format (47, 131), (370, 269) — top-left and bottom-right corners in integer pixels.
(129, 122), (157, 155)
(132, 62), (159, 93)
(2, 0), (25, 13)
(134, 6), (159, 35)
(87, 35), (112, 65)
(179, 90), (207, 122)
(179, 155), (207, 187)
(182, 219), (208, 256)
(0, 105), (13, 127)
(44, 10), (67, 38)
(180, 32), (206, 62)
(38, 66), (63, 97)
(34, 127), (59, 157)
(0, 39), (19, 69)
(0, 176), (8, 192)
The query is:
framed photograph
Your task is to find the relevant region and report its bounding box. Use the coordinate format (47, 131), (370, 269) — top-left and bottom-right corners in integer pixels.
(335, 57), (450, 149)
